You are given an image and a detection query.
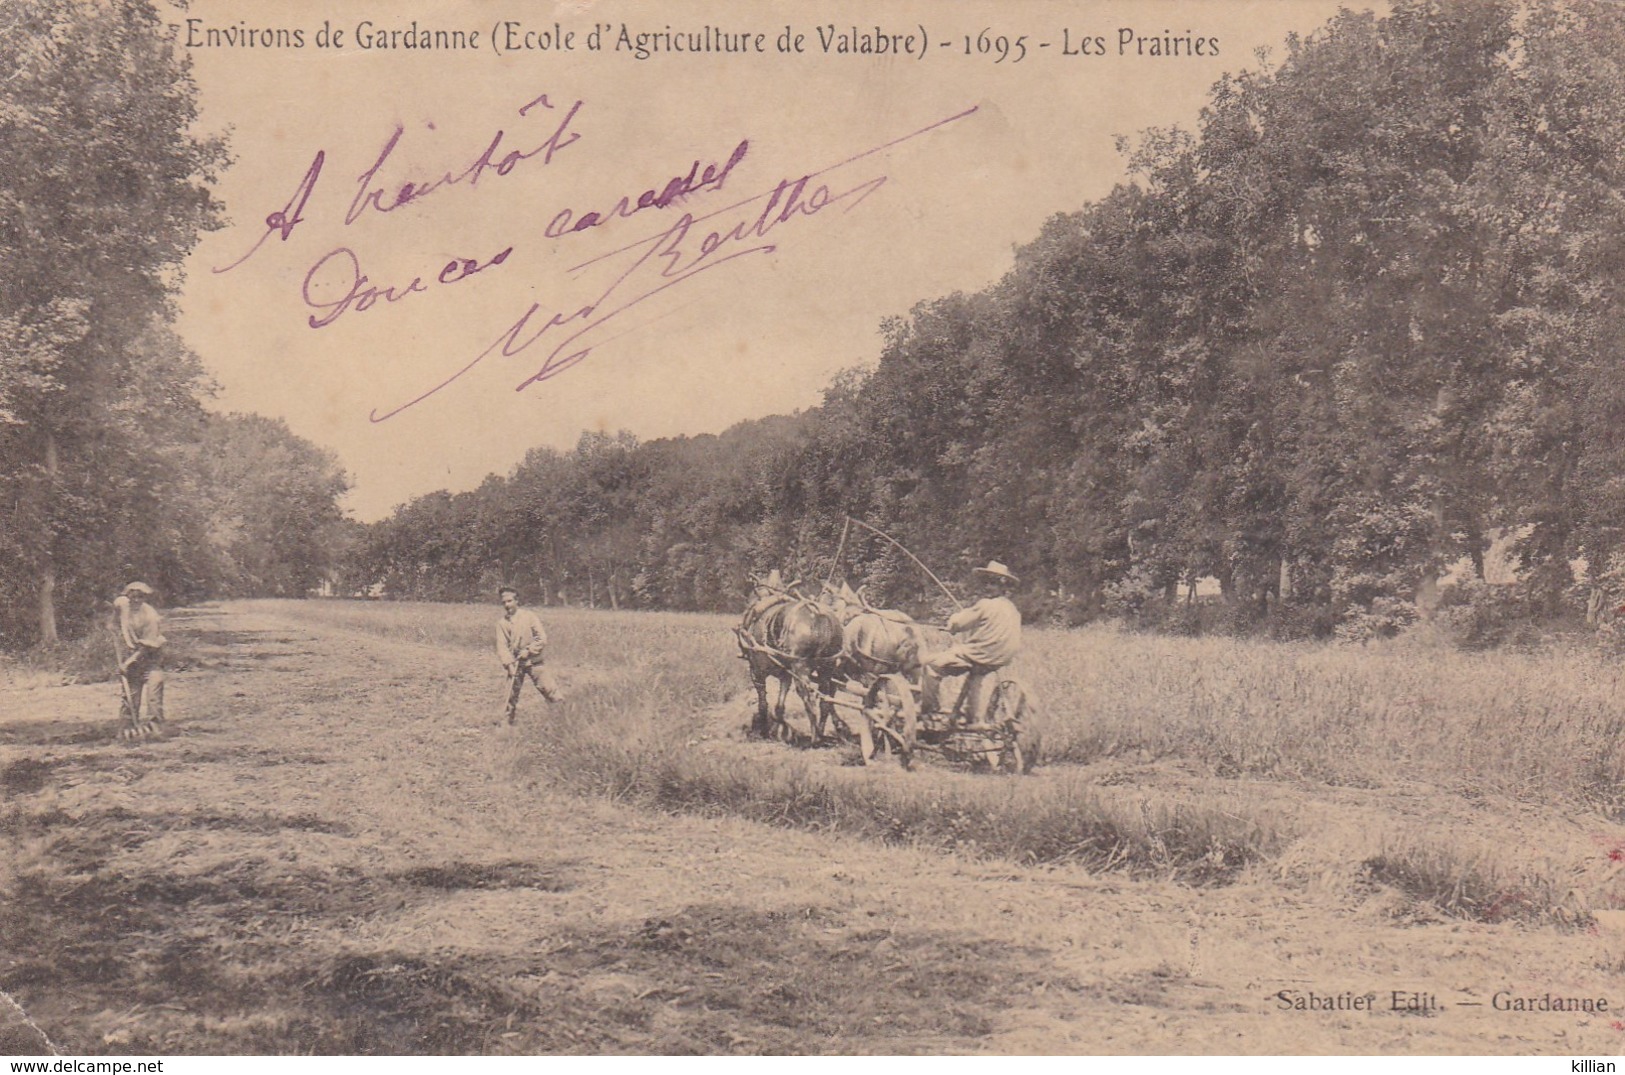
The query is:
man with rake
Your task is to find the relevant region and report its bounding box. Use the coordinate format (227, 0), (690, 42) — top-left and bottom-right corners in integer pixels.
(113, 581), (166, 739)
(496, 585), (565, 724)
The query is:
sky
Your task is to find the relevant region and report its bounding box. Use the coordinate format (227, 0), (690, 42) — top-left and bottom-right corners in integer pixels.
(174, 0), (1359, 520)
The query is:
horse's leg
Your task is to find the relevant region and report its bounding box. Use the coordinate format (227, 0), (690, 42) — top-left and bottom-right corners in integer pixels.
(811, 678), (828, 744)
(773, 673), (792, 742)
(749, 662), (772, 739)
(817, 672), (838, 745)
(855, 682), (877, 763)
(797, 664), (826, 744)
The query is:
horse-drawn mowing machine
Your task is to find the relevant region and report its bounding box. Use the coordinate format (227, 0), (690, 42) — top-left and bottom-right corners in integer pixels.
(850, 670), (1039, 775)
(734, 580), (1040, 775)
(736, 518), (1042, 775)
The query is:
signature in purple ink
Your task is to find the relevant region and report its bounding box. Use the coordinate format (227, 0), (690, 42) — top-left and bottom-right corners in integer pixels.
(301, 139), (750, 329)
(366, 106), (979, 423)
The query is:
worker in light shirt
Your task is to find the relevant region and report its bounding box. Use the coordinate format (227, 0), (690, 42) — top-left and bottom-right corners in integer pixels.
(113, 581), (166, 734)
(496, 585), (565, 724)
(919, 561), (1022, 722)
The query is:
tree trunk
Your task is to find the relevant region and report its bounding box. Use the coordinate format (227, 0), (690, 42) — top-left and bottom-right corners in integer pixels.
(37, 432), (59, 644)
(38, 562), (58, 643)
(1415, 573), (1441, 621)
(1469, 537), (1486, 581)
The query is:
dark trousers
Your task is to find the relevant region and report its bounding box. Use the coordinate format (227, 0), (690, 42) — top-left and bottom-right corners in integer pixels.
(506, 657), (563, 718)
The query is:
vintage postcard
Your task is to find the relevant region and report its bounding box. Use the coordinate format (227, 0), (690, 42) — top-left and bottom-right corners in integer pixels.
(3, 0), (1624, 1061)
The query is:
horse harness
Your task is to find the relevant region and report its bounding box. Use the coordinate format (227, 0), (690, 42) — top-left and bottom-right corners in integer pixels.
(735, 595), (803, 674)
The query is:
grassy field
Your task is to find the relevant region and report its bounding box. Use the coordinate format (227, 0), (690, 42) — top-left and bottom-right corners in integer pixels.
(8, 598), (1625, 1054)
(257, 599), (1625, 924)
(269, 598), (1625, 798)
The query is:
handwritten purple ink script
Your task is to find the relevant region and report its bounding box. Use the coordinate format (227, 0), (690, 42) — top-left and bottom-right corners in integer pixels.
(214, 94), (979, 421)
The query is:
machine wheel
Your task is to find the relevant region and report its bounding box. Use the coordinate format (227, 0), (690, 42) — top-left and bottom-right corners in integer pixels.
(988, 679), (1040, 775)
(997, 734), (1024, 775)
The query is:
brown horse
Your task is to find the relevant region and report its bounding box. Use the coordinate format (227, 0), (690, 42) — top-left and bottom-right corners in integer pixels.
(820, 581), (949, 759)
(822, 581), (945, 686)
(739, 580), (844, 742)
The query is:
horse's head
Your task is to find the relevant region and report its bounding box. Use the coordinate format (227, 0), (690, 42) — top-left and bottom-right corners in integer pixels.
(820, 579), (864, 624)
(747, 569), (795, 609)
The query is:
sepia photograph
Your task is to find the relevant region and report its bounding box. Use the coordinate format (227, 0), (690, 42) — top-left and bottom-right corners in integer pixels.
(4, 0), (1625, 1058)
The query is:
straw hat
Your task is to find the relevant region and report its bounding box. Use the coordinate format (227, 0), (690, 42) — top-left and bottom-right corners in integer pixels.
(972, 561), (1019, 585)
(124, 581), (153, 596)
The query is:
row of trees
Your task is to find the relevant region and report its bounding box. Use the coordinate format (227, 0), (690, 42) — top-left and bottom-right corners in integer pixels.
(11, 0), (1621, 644)
(351, 0), (1625, 639)
(0, 0), (351, 649)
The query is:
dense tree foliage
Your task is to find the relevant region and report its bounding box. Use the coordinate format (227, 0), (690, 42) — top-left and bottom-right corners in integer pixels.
(0, 1), (350, 648)
(186, 414), (351, 599)
(12, 0), (1623, 647)
(349, 0), (1625, 640)
(0, 0), (226, 643)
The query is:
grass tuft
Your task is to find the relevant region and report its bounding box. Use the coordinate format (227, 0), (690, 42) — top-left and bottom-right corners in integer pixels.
(1360, 837), (1589, 927)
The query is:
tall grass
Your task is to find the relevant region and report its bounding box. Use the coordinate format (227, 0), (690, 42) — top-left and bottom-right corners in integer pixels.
(245, 599), (1625, 909)
(256, 600), (1285, 881)
(271, 599), (1625, 807)
(508, 666), (1289, 883)
(1020, 625), (1625, 809)
(1360, 835), (1588, 926)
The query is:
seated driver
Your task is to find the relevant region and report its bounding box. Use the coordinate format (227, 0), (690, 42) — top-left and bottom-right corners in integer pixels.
(919, 561), (1022, 721)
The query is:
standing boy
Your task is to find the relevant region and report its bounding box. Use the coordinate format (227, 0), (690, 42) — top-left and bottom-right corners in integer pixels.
(496, 586), (564, 723)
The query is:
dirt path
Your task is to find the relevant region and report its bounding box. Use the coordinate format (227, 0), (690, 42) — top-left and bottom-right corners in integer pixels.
(3, 604), (1623, 1055)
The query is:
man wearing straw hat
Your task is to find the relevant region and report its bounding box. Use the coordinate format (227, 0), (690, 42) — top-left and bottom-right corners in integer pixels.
(113, 581), (166, 736)
(919, 560), (1022, 721)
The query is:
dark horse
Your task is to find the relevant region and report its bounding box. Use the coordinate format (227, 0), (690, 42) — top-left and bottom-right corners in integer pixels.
(738, 579), (844, 742)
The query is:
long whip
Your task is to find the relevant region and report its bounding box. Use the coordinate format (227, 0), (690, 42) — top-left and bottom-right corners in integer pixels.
(844, 516), (963, 610)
